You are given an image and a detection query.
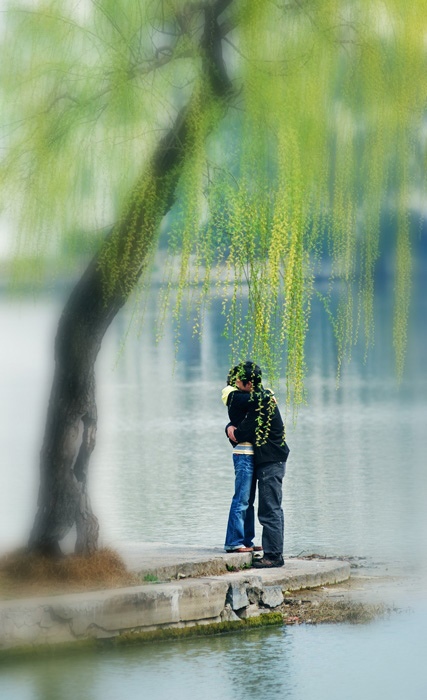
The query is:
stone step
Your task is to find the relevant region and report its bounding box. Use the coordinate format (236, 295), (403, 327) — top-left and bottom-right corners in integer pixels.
(0, 546), (350, 653)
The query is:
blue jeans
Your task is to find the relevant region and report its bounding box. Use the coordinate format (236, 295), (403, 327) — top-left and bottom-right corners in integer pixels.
(224, 453), (256, 550)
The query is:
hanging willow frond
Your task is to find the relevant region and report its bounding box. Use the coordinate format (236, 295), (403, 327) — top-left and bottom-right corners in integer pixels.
(0, 0), (425, 404)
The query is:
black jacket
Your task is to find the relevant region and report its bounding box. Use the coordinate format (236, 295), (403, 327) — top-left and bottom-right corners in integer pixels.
(224, 388), (251, 446)
(231, 388), (290, 466)
(227, 389), (251, 425)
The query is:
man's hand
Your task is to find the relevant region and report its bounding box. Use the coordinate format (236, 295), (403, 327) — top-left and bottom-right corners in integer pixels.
(227, 425), (237, 442)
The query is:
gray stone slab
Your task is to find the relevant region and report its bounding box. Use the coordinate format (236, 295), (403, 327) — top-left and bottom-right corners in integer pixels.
(113, 543), (350, 588)
(261, 586), (284, 608)
(0, 578), (230, 647)
(208, 559), (350, 590)
(226, 581), (250, 611)
(115, 541), (252, 580)
(252, 559), (351, 590)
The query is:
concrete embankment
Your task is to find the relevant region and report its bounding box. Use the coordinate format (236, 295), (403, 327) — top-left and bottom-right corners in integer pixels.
(0, 544), (350, 654)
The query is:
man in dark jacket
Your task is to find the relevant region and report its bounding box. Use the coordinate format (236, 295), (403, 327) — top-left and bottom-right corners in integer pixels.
(227, 362), (290, 568)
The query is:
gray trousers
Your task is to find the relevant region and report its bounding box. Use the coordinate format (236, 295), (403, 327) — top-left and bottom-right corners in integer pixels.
(256, 461), (286, 557)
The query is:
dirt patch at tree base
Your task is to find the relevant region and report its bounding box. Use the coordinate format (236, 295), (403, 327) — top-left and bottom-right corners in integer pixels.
(0, 547), (139, 598)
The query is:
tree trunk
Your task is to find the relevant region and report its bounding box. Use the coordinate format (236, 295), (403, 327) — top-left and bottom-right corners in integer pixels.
(29, 307), (101, 556)
(28, 0), (233, 556)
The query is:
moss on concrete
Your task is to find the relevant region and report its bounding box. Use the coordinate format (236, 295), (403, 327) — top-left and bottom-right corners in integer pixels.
(0, 612), (284, 666)
(109, 612), (284, 647)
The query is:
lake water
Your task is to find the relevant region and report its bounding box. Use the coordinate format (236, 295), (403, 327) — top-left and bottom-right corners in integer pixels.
(0, 277), (426, 699)
(1, 606), (427, 700)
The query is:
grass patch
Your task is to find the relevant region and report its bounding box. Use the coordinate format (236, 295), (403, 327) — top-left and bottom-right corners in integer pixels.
(143, 573), (159, 583)
(225, 562), (252, 572)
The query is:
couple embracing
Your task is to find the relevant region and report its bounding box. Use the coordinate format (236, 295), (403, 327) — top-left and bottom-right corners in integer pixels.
(222, 361), (290, 569)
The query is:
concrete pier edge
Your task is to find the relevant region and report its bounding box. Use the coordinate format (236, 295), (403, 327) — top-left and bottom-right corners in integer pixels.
(0, 545), (351, 656)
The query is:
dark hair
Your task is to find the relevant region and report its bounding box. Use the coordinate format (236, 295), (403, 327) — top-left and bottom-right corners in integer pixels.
(227, 365), (240, 386)
(228, 360), (262, 388)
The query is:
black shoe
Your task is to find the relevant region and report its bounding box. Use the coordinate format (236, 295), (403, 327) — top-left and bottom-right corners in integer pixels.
(252, 555), (284, 568)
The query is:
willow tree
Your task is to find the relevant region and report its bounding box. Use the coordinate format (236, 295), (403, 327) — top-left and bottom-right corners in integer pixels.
(0, 0), (425, 555)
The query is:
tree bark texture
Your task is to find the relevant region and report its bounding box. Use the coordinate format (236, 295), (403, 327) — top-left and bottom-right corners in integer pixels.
(28, 1), (234, 556)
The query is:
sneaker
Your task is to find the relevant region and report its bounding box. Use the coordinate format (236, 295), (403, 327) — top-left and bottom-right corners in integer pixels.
(225, 546), (253, 553)
(252, 555), (284, 568)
